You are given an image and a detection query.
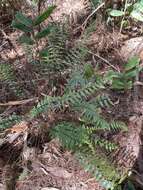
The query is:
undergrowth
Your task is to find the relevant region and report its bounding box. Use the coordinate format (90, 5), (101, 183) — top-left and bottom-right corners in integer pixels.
(0, 4), (141, 190)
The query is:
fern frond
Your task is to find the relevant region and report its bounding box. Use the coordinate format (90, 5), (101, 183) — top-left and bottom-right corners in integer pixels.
(95, 94), (114, 108)
(0, 63), (15, 82)
(93, 135), (118, 152)
(66, 71), (87, 90)
(31, 81), (105, 118)
(110, 121), (127, 132)
(41, 25), (69, 72)
(41, 24), (88, 73)
(50, 122), (87, 150)
(76, 151), (120, 190)
(64, 46), (87, 67)
(50, 121), (121, 189)
(0, 63), (24, 98)
(79, 101), (127, 132)
(74, 95), (113, 115)
(30, 96), (61, 118)
(82, 114), (127, 132)
(0, 114), (21, 130)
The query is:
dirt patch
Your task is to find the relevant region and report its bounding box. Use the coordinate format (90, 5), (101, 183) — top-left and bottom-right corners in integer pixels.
(14, 139), (102, 190)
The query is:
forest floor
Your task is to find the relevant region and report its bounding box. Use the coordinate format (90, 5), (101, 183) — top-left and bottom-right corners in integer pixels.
(1, 1), (143, 190)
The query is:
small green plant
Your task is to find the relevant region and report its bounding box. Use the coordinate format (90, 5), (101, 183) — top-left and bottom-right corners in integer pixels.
(108, 0), (143, 30)
(12, 5), (56, 45)
(107, 56), (141, 91)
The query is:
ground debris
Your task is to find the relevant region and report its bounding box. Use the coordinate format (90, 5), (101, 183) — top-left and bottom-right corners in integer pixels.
(41, 188), (59, 190)
(16, 139), (102, 190)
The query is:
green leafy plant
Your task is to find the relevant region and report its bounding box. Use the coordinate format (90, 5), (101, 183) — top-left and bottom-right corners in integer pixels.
(12, 6), (56, 45)
(107, 56), (141, 91)
(108, 0), (143, 30)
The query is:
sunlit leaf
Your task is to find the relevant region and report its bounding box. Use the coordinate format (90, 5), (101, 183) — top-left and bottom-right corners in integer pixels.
(131, 11), (143, 22)
(109, 10), (124, 17)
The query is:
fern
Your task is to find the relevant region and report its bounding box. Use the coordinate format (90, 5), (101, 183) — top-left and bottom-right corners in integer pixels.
(50, 122), (87, 150)
(50, 122), (96, 153)
(0, 63), (15, 82)
(66, 71), (87, 90)
(31, 80), (105, 118)
(50, 121), (120, 189)
(95, 95), (114, 108)
(40, 24), (88, 74)
(77, 100), (126, 132)
(76, 151), (119, 190)
(41, 25), (69, 72)
(0, 63), (24, 98)
(93, 135), (118, 152)
(0, 114), (21, 130)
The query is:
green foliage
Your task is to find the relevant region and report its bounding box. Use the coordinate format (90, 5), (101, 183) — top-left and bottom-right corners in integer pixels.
(34, 26), (52, 39)
(131, 0), (143, 22)
(34, 6), (56, 25)
(50, 122), (87, 150)
(5, 14), (132, 189)
(83, 63), (94, 79)
(106, 56), (141, 91)
(47, 68), (128, 189)
(0, 64), (15, 82)
(30, 80), (105, 118)
(66, 71), (87, 90)
(50, 121), (118, 153)
(108, 0), (143, 24)
(0, 63), (24, 98)
(0, 114), (21, 130)
(91, 0), (101, 8)
(109, 10), (124, 17)
(15, 12), (33, 27)
(12, 6), (56, 44)
(41, 25), (87, 73)
(93, 135), (118, 152)
(76, 151), (119, 189)
(30, 66), (126, 189)
(77, 100), (127, 132)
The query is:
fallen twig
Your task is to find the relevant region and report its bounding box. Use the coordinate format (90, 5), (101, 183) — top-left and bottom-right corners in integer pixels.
(82, 2), (105, 30)
(87, 50), (120, 72)
(0, 98), (38, 106)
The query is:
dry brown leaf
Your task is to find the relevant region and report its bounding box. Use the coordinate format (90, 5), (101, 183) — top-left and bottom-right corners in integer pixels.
(45, 167), (72, 179)
(8, 121), (28, 133)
